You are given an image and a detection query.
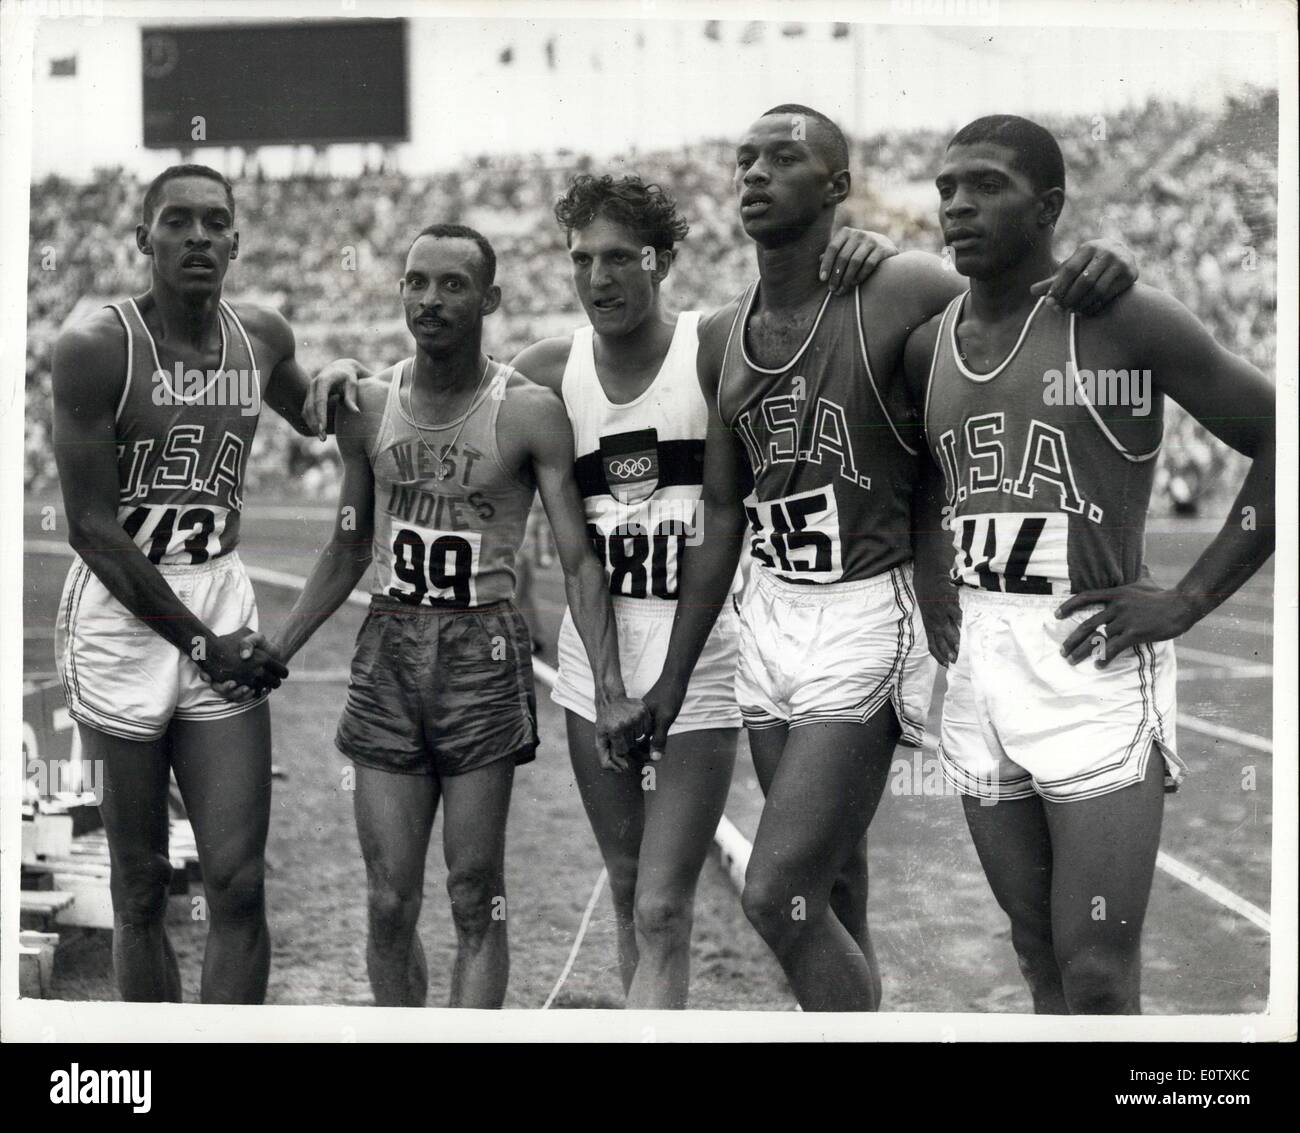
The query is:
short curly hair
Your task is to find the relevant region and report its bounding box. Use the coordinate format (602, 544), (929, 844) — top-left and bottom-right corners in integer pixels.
(553, 173), (690, 253)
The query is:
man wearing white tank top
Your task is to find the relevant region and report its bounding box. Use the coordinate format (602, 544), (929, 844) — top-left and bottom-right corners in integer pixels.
(512, 174), (897, 1007)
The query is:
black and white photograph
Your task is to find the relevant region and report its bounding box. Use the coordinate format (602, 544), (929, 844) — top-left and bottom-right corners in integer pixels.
(2, 0), (1295, 1055)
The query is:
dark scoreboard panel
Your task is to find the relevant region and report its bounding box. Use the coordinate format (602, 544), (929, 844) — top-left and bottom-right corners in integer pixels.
(142, 20), (408, 148)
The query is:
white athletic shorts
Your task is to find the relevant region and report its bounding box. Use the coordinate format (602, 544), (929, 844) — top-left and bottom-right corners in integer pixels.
(551, 595), (742, 734)
(734, 564), (935, 745)
(938, 587), (1184, 803)
(55, 551), (267, 741)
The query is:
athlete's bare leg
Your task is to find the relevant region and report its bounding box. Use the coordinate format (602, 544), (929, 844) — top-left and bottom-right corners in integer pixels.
(750, 727), (881, 1006)
(567, 710), (645, 994)
(89, 724), (182, 1002)
(567, 712), (737, 1007)
(627, 727), (737, 1008)
(961, 794), (1067, 1014)
(170, 701), (273, 1004)
(440, 757), (515, 1008)
(1042, 748), (1165, 1014)
(353, 763), (438, 1006)
(742, 711), (897, 1011)
(829, 836), (882, 1006)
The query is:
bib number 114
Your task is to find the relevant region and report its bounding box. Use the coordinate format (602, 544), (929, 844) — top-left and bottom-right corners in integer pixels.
(952, 511), (1066, 594)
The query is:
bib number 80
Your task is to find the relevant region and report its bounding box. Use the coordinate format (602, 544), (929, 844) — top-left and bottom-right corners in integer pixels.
(589, 519), (689, 599)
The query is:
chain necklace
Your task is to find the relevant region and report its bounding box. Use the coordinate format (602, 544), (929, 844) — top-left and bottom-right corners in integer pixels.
(397, 356), (492, 482)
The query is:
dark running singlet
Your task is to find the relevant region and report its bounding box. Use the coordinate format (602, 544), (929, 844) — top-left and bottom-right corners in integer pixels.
(109, 297), (261, 565)
(924, 293), (1162, 596)
(368, 359), (534, 607)
(717, 282), (917, 584)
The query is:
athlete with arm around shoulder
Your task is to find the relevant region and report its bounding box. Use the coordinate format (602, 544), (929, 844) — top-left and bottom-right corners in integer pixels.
(640, 104), (1140, 1012)
(901, 114), (1273, 1015)
(265, 225), (646, 1007)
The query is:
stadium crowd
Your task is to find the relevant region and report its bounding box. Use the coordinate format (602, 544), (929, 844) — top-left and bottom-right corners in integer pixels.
(26, 94), (1277, 513)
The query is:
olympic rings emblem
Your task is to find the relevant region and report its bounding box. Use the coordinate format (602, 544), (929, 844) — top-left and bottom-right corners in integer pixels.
(608, 456), (653, 478)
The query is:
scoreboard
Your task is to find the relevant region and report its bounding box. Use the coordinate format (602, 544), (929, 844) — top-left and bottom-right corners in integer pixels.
(141, 20), (409, 149)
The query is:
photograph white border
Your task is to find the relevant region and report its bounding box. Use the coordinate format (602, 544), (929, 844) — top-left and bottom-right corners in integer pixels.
(1, 0), (1294, 1043)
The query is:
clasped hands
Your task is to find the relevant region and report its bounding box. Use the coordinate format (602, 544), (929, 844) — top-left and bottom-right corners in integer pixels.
(193, 628), (288, 703)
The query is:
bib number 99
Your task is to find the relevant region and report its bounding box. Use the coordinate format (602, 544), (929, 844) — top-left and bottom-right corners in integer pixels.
(388, 526), (481, 606)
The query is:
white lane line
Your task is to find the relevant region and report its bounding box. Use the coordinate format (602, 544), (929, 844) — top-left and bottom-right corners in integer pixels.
(25, 539), (76, 557)
(244, 505), (338, 522)
(1175, 715), (1273, 755)
(1211, 592), (1281, 615)
(1197, 611), (1275, 637)
(1154, 853), (1271, 933)
(1178, 644), (1273, 675)
(1179, 665), (1274, 681)
(515, 642), (606, 1010)
(541, 868), (607, 1010)
(244, 565), (371, 608)
(714, 815), (752, 893)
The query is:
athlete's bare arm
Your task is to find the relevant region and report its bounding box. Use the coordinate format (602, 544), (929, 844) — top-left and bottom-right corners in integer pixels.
(270, 377), (387, 664)
(643, 301), (751, 755)
(51, 312), (287, 691)
(861, 240), (1140, 399)
(508, 336), (571, 395)
(902, 313), (962, 667)
(502, 377), (650, 768)
(230, 304), (362, 440)
(819, 227), (899, 293)
(1057, 284), (1275, 663)
(1029, 237), (1139, 317)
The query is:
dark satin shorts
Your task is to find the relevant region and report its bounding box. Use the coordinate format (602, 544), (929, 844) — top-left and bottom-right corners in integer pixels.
(335, 596), (538, 777)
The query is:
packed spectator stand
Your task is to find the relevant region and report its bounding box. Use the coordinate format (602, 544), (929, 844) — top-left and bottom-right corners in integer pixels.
(26, 93), (1277, 513)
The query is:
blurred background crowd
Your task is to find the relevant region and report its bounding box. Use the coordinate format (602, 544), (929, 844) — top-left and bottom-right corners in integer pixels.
(25, 91), (1277, 513)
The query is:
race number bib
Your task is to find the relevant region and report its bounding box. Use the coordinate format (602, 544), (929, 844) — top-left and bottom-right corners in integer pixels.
(118, 502), (231, 565)
(744, 487), (843, 582)
(951, 511), (1068, 594)
(385, 523), (482, 606)
(589, 498), (697, 599)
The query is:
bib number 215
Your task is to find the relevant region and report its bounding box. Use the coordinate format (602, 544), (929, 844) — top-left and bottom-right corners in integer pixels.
(744, 488), (843, 581)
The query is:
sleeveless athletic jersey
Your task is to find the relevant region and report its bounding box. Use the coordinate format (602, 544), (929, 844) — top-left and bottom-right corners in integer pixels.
(109, 298), (261, 566)
(561, 311), (736, 600)
(924, 293), (1162, 596)
(369, 359), (534, 607)
(717, 282), (918, 585)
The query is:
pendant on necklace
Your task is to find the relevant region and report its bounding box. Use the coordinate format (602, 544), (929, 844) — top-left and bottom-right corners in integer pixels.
(437, 462), (451, 481)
